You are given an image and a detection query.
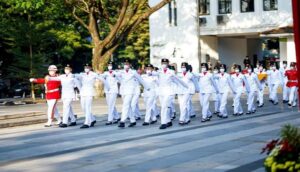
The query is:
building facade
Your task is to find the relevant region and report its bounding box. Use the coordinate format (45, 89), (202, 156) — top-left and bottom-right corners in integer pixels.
(149, 0), (295, 72)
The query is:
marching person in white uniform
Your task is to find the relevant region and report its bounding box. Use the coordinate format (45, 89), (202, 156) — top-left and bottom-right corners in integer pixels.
(132, 68), (142, 120)
(75, 64), (109, 129)
(117, 59), (148, 128)
(155, 58), (188, 129)
(255, 63), (268, 108)
(280, 61), (289, 103)
(268, 62), (283, 105)
(177, 62), (195, 125)
(141, 64), (158, 126)
(195, 63), (219, 122)
(101, 61), (120, 125)
(231, 65), (250, 116)
(188, 65), (198, 119)
(244, 66), (262, 114)
(216, 64), (235, 118)
(212, 66), (221, 115)
(48, 65), (79, 128)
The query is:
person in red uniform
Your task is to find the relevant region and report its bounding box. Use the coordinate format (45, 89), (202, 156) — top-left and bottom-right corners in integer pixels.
(30, 65), (62, 127)
(285, 62), (298, 107)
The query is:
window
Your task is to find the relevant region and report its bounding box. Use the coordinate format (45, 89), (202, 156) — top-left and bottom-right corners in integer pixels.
(168, 2), (172, 25)
(198, 0), (210, 15)
(263, 0), (278, 11)
(241, 0), (254, 12)
(218, 0), (232, 14)
(168, 1), (177, 26)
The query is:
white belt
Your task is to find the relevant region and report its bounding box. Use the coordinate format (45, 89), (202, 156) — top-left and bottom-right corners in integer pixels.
(46, 88), (60, 93)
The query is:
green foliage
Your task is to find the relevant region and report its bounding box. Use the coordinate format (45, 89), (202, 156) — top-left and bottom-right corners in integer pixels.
(281, 124), (300, 150)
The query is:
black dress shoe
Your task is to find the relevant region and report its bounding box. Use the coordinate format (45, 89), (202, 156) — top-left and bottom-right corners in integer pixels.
(184, 120), (191, 124)
(171, 116), (176, 120)
(256, 101), (259, 104)
(106, 122), (113, 125)
(233, 113), (238, 116)
(59, 123), (68, 128)
(80, 125), (89, 129)
(283, 100), (288, 104)
(269, 99), (274, 103)
(114, 118), (121, 122)
(179, 121), (185, 125)
(135, 117), (141, 121)
(251, 110), (256, 113)
(190, 115), (196, 118)
(167, 122), (173, 127)
(246, 111), (251, 115)
(156, 115), (160, 118)
(222, 116), (228, 119)
(238, 113), (244, 116)
(128, 122), (136, 127)
(69, 122), (77, 126)
(91, 120), (96, 127)
(150, 120), (157, 124)
(208, 116), (212, 119)
(217, 114), (223, 118)
(288, 103), (292, 107)
(258, 104), (264, 108)
(213, 111), (219, 115)
(159, 124), (167, 129)
(118, 122), (125, 128)
(273, 102), (278, 105)
(201, 118), (209, 122)
(142, 122), (150, 126)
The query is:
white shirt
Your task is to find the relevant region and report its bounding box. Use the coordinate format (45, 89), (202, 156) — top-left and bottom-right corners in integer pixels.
(102, 70), (120, 94)
(196, 72), (219, 94)
(177, 72), (195, 94)
(217, 73), (234, 93)
(48, 74), (80, 99)
(244, 72), (262, 92)
(141, 73), (158, 97)
(268, 69), (283, 85)
(231, 73), (250, 93)
(118, 69), (146, 96)
(75, 71), (108, 97)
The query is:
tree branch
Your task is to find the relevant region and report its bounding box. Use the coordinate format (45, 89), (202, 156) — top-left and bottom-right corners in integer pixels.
(72, 7), (89, 30)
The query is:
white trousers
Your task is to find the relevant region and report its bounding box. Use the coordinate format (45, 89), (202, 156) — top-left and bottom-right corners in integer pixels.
(289, 86), (298, 106)
(105, 93), (119, 122)
(131, 92), (141, 118)
(188, 98), (195, 117)
(283, 81), (290, 101)
(159, 95), (172, 125)
(258, 82), (265, 106)
(62, 98), (76, 124)
(170, 95), (176, 118)
(270, 83), (280, 103)
(247, 91), (257, 111)
(199, 93), (211, 119)
(178, 94), (191, 122)
(80, 96), (95, 126)
(219, 91), (229, 117)
(46, 99), (61, 124)
(233, 91), (243, 114)
(214, 93), (220, 112)
(121, 94), (136, 123)
(144, 96), (157, 123)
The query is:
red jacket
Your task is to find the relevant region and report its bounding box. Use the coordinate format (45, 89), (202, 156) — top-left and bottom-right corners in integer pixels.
(34, 76), (61, 99)
(285, 69), (298, 87)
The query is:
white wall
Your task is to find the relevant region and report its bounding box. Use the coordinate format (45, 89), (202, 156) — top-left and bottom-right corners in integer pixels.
(149, 0), (200, 72)
(200, 0), (293, 36)
(200, 36), (219, 63)
(218, 38), (247, 67)
(287, 37), (296, 63)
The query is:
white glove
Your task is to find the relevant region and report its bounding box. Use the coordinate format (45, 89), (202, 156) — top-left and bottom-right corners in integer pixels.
(29, 78), (35, 82)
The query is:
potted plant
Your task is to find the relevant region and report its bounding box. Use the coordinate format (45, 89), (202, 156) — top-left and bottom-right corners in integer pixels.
(261, 124), (300, 172)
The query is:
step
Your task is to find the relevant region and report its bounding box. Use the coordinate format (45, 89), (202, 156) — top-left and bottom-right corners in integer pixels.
(0, 116), (48, 128)
(0, 112), (44, 120)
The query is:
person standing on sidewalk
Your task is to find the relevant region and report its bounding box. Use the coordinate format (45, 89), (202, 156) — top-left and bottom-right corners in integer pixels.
(29, 65), (62, 127)
(268, 62), (283, 105)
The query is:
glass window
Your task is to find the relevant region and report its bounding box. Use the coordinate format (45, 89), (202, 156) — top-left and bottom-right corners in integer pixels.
(199, 0), (210, 15)
(168, 2), (172, 25)
(263, 0), (278, 11)
(241, 0), (254, 12)
(218, 0), (232, 14)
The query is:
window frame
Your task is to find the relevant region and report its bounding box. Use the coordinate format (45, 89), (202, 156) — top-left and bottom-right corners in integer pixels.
(240, 0), (255, 13)
(218, 0), (232, 14)
(198, 0), (210, 16)
(263, 0), (278, 11)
